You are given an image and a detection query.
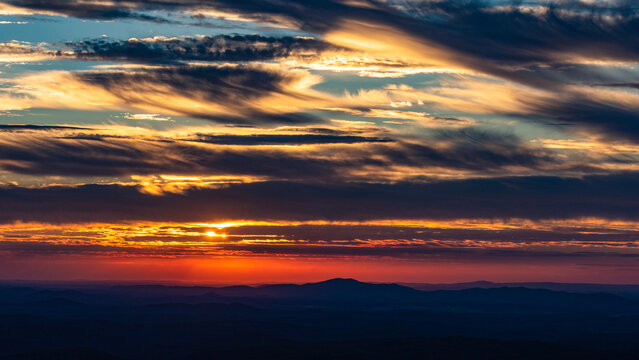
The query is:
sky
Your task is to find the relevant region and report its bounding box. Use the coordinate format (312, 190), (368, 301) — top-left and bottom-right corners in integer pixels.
(1, 0), (639, 284)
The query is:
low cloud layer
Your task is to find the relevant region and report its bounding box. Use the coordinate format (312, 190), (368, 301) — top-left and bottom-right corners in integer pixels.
(1, 172), (639, 224)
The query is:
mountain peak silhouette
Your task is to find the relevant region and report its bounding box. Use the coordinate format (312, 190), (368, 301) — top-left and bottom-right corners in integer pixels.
(310, 278), (363, 286)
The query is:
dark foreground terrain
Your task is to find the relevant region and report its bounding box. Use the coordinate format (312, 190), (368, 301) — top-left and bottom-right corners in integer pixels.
(2, 278), (639, 359)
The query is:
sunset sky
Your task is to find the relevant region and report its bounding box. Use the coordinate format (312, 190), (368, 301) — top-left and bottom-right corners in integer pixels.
(1, 0), (639, 284)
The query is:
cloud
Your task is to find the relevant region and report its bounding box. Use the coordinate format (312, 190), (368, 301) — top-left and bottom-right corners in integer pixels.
(0, 0), (184, 22)
(522, 90), (639, 142)
(7, 2), (639, 135)
(355, 79), (639, 143)
(7, 64), (332, 125)
(122, 113), (172, 121)
(61, 34), (454, 78)
(6, 1), (639, 79)
(191, 133), (392, 145)
(334, 107), (476, 127)
(0, 41), (56, 63)
(386, 1), (639, 83)
(65, 35), (341, 63)
(113, 0), (638, 86)
(195, 0), (639, 90)
(0, 127), (562, 182)
(2, 172), (639, 224)
(0, 2), (60, 16)
(0, 34), (457, 78)
(0, 124), (89, 131)
(3, 218), (639, 258)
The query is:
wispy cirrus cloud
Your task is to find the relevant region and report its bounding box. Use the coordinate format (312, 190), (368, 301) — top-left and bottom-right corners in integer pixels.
(4, 63), (332, 125)
(350, 79), (639, 143)
(0, 40), (57, 63)
(0, 126), (562, 183)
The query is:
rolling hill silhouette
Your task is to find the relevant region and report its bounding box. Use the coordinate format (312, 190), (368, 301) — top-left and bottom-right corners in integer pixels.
(1, 279), (639, 359)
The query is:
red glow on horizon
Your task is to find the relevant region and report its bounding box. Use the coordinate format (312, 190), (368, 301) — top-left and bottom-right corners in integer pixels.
(0, 254), (638, 285)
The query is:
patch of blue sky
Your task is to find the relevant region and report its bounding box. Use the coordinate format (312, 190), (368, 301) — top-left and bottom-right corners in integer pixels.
(105, 113), (212, 130)
(0, 108), (214, 129)
(467, 114), (574, 141)
(0, 109), (121, 127)
(0, 13), (307, 44)
(0, 60), (123, 78)
(0, 104), (571, 142)
(310, 71), (450, 95)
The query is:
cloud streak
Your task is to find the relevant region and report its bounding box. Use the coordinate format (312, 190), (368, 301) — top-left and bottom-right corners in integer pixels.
(0, 127), (561, 182)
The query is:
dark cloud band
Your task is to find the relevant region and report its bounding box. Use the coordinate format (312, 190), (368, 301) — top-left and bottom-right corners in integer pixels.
(65, 35), (339, 63)
(1, 172), (638, 224)
(0, 129), (557, 178)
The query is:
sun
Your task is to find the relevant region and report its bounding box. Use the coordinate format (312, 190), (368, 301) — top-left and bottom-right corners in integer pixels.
(204, 230), (226, 237)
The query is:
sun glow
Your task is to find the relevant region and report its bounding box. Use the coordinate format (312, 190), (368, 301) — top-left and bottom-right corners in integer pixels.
(204, 230), (225, 237)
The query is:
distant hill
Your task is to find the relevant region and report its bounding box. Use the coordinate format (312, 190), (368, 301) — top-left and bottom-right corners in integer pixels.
(207, 278), (423, 301)
(403, 281), (639, 294)
(3, 279), (639, 313)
